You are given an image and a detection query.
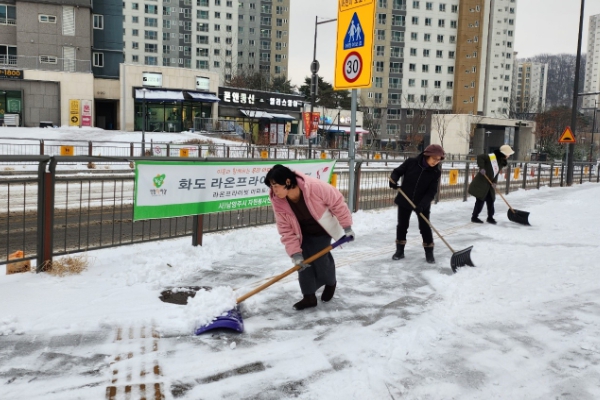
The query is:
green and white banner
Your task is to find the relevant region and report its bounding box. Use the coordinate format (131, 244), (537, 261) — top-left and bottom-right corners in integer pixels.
(134, 159), (336, 221)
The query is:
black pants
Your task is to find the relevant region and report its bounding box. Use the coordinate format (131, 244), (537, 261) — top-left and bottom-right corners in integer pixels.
(472, 190), (495, 219)
(298, 234), (336, 295)
(396, 206), (434, 245)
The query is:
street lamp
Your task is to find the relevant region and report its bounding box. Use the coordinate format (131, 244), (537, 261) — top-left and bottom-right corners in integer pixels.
(485, 130), (491, 153)
(308, 15), (337, 158)
(141, 88), (147, 156)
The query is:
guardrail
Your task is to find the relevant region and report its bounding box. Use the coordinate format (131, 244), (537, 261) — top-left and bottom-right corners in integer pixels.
(1, 155), (598, 271)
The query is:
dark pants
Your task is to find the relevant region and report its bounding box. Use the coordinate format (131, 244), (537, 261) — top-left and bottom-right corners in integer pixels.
(298, 234), (336, 295)
(472, 190), (495, 219)
(396, 206), (434, 245)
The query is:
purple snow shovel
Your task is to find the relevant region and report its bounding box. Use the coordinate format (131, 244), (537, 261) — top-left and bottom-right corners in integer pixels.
(391, 181), (475, 273)
(194, 234), (355, 335)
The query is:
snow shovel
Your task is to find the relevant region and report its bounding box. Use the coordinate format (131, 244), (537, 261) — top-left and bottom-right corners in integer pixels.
(391, 181), (475, 273)
(194, 234), (355, 335)
(482, 174), (531, 225)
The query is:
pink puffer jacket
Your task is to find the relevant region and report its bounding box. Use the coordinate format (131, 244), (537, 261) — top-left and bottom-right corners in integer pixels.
(269, 170), (353, 256)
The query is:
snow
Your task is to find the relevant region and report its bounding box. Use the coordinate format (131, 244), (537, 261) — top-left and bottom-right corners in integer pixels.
(1, 127), (600, 399)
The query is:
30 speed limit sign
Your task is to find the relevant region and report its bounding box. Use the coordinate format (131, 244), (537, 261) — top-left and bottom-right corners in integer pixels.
(342, 52), (363, 83)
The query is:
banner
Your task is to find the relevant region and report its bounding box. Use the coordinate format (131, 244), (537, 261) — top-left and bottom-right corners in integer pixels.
(302, 112), (320, 137)
(81, 100), (92, 127)
(134, 159), (336, 221)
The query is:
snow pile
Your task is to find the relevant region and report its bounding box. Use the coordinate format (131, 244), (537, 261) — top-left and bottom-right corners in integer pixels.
(0, 315), (22, 336)
(184, 286), (237, 331)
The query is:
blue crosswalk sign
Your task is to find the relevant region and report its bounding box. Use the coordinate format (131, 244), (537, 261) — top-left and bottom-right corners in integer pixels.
(344, 13), (364, 50)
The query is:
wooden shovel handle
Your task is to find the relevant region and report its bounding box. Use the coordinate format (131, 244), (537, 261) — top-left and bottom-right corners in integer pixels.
(389, 178), (455, 254)
(482, 173), (515, 213)
(236, 236), (352, 303)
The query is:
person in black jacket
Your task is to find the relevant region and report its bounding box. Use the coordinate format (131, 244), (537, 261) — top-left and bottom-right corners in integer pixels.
(468, 144), (514, 224)
(389, 144), (445, 263)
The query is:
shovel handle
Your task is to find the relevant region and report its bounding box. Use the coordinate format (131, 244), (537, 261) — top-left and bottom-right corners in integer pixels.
(482, 173), (515, 213)
(236, 235), (353, 304)
(389, 178), (455, 254)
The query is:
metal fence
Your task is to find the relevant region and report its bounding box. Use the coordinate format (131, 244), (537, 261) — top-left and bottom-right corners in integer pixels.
(1, 155), (598, 271)
(0, 55), (91, 73)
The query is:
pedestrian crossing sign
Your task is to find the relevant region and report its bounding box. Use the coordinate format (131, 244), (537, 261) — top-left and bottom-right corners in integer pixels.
(344, 13), (364, 50)
(558, 126), (576, 143)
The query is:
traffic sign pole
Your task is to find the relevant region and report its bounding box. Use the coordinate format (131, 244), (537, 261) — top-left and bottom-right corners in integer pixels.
(347, 89), (357, 212)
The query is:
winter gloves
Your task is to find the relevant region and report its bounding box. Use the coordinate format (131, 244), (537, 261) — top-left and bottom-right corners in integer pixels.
(414, 204), (425, 215)
(388, 179), (398, 190)
(344, 226), (355, 240)
(479, 168), (486, 175)
(291, 253), (310, 271)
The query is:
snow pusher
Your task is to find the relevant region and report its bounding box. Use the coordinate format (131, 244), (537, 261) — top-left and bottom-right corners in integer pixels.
(391, 183), (475, 273)
(193, 234), (354, 335)
(483, 174), (531, 226)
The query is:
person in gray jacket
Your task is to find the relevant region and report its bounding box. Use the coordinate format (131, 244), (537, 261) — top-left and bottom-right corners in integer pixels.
(468, 145), (514, 224)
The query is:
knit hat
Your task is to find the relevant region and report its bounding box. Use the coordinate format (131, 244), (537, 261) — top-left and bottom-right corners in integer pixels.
(499, 145), (515, 157)
(423, 144), (446, 160)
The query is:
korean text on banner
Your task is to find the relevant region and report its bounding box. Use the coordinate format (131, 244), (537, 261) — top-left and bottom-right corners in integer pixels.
(133, 160), (337, 221)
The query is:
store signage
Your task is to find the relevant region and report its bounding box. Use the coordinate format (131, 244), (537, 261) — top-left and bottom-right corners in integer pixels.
(142, 72), (162, 87)
(196, 76), (210, 91)
(218, 87), (303, 111)
(81, 100), (92, 127)
(0, 69), (23, 80)
(69, 99), (80, 126)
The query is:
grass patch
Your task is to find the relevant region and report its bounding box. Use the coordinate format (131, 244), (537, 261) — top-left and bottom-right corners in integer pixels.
(41, 255), (90, 276)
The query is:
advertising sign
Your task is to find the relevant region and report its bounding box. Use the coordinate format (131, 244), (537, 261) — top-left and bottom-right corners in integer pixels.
(69, 99), (80, 126)
(302, 112), (320, 137)
(142, 72), (163, 87)
(196, 76), (210, 91)
(81, 99), (92, 127)
(133, 160), (336, 221)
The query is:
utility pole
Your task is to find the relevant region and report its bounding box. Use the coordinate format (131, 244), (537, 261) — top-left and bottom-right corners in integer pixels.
(567, 0), (585, 185)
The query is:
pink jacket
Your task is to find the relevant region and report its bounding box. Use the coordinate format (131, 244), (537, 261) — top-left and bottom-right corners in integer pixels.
(269, 170), (353, 256)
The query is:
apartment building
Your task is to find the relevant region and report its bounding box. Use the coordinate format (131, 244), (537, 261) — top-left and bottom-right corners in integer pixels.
(120, 0), (289, 85)
(511, 61), (548, 115)
(583, 14), (600, 110)
(360, 0), (517, 145)
(0, 0), (94, 127)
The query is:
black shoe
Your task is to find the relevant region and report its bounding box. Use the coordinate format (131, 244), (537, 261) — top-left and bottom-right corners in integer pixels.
(471, 217), (483, 223)
(486, 217), (497, 224)
(392, 243), (405, 260)
(293, 294), (317, 310)
(321, 283), (336, 302)
(424, 247), (435, 264)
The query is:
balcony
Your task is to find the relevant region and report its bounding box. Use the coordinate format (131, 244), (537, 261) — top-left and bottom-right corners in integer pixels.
(0, 55), (91, 73)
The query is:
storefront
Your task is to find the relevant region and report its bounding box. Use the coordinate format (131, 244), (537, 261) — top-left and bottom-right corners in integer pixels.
(217, 87), (304, 145)
(132, 88), (220, 132)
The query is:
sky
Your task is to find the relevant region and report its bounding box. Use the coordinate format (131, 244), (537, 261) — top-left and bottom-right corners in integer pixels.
(1, 128), (600, 399)
(288, 0), (600, 87)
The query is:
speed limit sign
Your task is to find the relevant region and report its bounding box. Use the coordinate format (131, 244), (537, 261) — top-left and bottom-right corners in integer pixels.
(342, 52), (363, 83)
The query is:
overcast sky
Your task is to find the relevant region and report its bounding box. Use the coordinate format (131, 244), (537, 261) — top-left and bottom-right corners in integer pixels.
(288, 0), (600, 87)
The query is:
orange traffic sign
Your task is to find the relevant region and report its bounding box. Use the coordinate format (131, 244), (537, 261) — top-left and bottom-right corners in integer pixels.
(558, 126), (576, 143)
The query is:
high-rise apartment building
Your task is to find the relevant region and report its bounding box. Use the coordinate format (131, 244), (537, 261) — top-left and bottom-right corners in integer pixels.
(511, 61), (548, 115)
(120, 0), (289, 85)
(359, 0), (517, 142)
(583, 14), (600, 110)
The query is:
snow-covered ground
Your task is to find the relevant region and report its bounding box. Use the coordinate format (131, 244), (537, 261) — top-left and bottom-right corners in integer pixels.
(1, 179), (599, 399)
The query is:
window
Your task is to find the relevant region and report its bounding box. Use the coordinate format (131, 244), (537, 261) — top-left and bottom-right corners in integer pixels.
(420, 95), (427, 102)
(132, 55), (139, 62)
(410, 48), (417, 56)
(437, 35), (444, 43)
(39, 14), (57, 23)
(197, 60), (208, 69)
(145, 43), (158, 53)
(449, 35), (456, 44)
(447, 66), (454, 73)
(439, 3), (446, 11)
(446, 81), (453, 89)
(198, 0), (209, 5)
(450, 20), (457, 28)
(197, 48), (208, 57)
(408, 78), (415, 87)
(412, 1), (419, 9)
(411, 32), (417, 40)
(409, 63), (416, 72)
(422, 64), (429, 72)
(448, 51), (455, 59)
(426, 2), (432, 10)
(214, 11), (220, 18)
(423, 49), (430, 57)
(411, 16), (418, 25)
(438, 19), (445, 27)
(145, 17), (158, 27)
(436, 50), (443, 58)
(424, 33), (431, 41)
(144, 5), (158, 14)
(375, 77), (383, 88)
(144, 30), (157, 40)
(434, 80), (441, 89)
(132, 42), (139, 49)
(376, 46), (385, 56)
(197, 10), (208, 19)
(377, 14), (387, 24)
(424, 18), (431, 26)
(93, 14), (104, 29)
(39, 55), (58, 64)
(421, 79), (428, 88)
(406, 123), (413, 132)
(93, 52), (104, 67)
(132, 3), (139, 10)
(451, 5), (458, 12)
(132, 29), (139, 36)
(435, 65), (442, 73)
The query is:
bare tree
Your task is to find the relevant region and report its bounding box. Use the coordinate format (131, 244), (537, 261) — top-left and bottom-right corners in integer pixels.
(431, 112), (458, 148)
